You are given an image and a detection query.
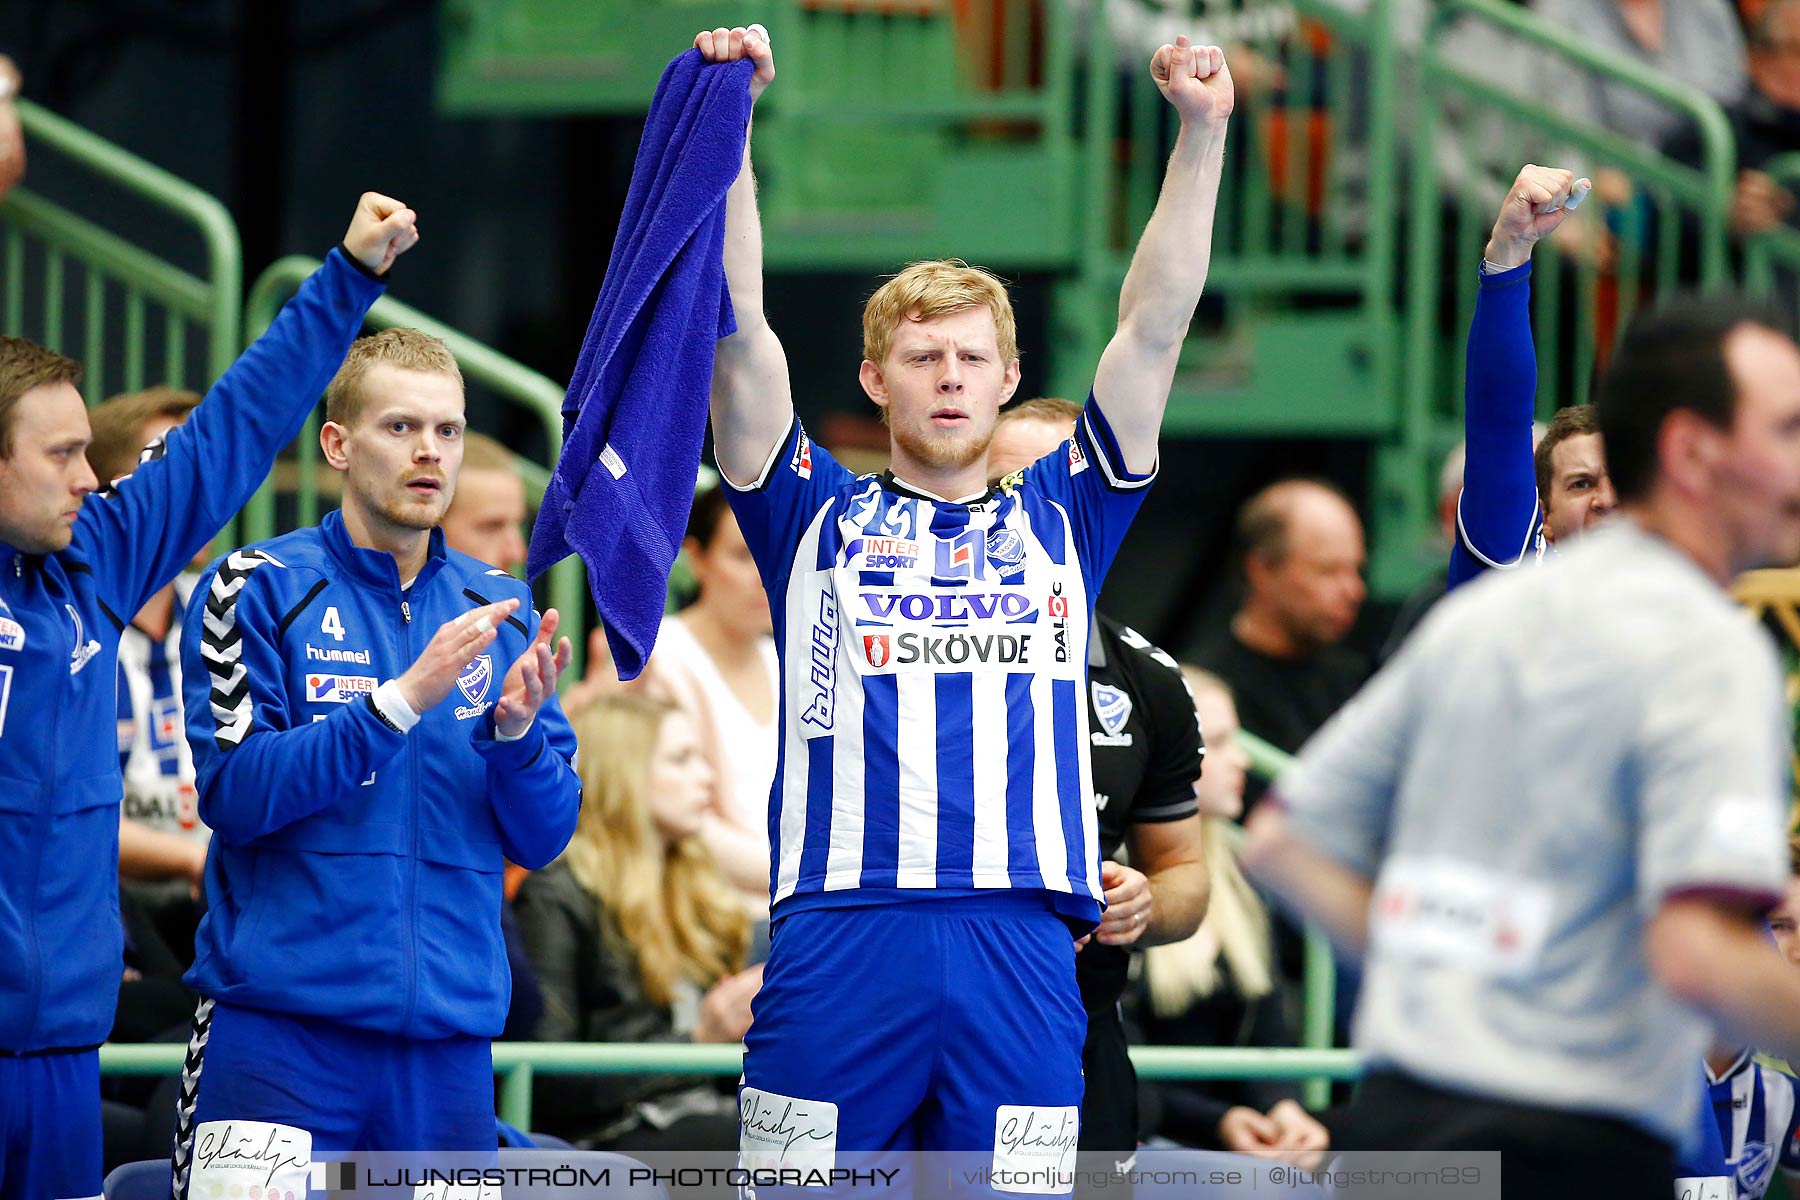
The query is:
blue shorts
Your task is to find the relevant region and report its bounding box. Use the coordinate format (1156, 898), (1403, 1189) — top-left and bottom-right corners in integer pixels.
(171, 1001), (494, 1199)
(0, 1050), (102, 1200)
(741, 893), (1086, 1194)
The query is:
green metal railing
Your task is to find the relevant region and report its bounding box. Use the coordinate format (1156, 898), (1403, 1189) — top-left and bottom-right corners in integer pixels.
(439, 0), (755, 115)
(1741, 153), (1800, 312)
(0, 98), (244, 538)
(1057, 0), (1400, 436)
(242, 256), (587, 672)
(99, 1042), (1361, 1130)
(755, 0), (1081, 268)
(1056, 0), (1413, 587)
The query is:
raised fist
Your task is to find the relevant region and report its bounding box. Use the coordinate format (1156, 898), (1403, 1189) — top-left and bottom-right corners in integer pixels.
(1150, 36), (1233, 129)
(1486, 165), (1591, 270)
(695, 24), (775, 103)
(342, 192), (420, 277)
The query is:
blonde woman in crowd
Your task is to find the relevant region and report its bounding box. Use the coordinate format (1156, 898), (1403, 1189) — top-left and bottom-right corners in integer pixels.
(514, 694), (763, 1150)
(1134, 667), (1328, 1162)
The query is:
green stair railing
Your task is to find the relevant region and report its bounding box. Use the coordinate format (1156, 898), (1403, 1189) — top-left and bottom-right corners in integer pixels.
(0, 98), (244, 538)
(1409, 0), (1736, 409)
(1055, 0), (1400, 434)
(439, 0), (756, 115)
(243, 256), (587, 675)
(754, 0), (1080, 269)
(1053, 0), (1410, 588)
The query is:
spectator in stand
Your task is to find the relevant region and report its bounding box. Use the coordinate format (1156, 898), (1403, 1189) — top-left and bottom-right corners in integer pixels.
(1725, 0), (1800, 232)
(441, 431), (529, 574)
(636, 485), (778, 917)
(514, 694), (759, 1151)
(1667, 0), (1800, 235)
(1529, 0), (1748, 270)
(1195, 479), (1368, 817)
(1135, 667), (1326, 1165)
(1537, 0), (1748, 150)
(87, 387), (210, 959)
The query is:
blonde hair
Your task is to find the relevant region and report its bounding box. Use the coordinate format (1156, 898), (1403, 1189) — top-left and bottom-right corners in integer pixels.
(1142, 670), (1274, 1015)
(324, 327), (464, 428)
(862, 260), (1019, 366)
(86, 385), (201, 482)
(996, 396), (1082, 428)
(561, 695), (749, 1007)
(458, 430), (517, 476)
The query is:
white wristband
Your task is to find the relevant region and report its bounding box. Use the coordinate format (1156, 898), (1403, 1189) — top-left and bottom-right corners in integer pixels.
(372, 679), (422, 733)
(495, 716), (533, 743)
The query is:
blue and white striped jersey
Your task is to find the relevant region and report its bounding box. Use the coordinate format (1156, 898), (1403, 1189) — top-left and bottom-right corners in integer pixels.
(724, 398), (1153, 927)
(1676, 1051), (1800, 1199)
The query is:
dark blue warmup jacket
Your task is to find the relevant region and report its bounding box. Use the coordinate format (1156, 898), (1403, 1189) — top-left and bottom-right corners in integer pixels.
(180, 513), (581, 1038)
(0, 248), (382, 1053)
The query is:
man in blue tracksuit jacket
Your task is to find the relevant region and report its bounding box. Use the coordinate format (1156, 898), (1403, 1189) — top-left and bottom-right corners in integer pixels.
(1449, 163), (1613, 594)
(0, 194), (412, 1200)
(171, 324), (581, 1196)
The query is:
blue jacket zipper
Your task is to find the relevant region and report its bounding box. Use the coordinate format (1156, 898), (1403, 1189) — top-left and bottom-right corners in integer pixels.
(399, 592), (420, 1033)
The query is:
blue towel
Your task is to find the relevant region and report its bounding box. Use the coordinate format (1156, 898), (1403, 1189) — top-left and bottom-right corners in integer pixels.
(527, 50), (751, 679)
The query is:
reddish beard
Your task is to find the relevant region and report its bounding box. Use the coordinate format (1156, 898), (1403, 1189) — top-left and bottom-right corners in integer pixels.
(890, 417), (992, 474)
(366, 481), (451, 532)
